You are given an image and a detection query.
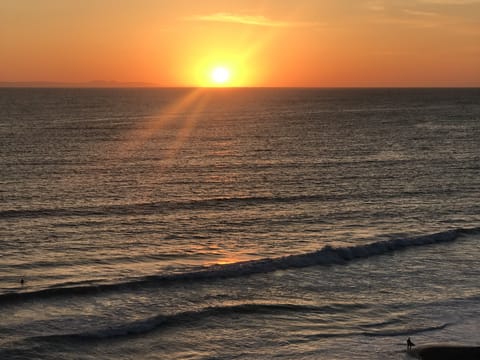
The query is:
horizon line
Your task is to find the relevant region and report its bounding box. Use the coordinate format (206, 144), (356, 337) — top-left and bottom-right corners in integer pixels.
(0, 81), (479, 90)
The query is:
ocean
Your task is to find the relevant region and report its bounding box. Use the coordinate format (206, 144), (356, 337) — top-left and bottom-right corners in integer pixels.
(0, 88), (479, 359)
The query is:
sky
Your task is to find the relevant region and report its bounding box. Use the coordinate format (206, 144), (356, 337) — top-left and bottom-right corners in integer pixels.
(1, 0), (479, 87)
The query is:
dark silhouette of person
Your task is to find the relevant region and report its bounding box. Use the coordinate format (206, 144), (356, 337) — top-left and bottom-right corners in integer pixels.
(407, 337), (415, 350)
(20, 278), (24, 286)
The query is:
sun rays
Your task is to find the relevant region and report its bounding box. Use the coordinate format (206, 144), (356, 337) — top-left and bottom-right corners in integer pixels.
(117, 89), (207, 166)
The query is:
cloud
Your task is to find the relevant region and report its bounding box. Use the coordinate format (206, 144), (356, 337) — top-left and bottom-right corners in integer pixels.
(374, 16), (442, 28)
(417, 0), (480, 4)
(403, 9), (440, 16)
(366, 1), (386, 12)
(186, 13), (319, 28)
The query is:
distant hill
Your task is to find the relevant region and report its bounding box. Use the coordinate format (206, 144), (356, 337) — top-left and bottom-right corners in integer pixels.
(0, 80), (159, 88)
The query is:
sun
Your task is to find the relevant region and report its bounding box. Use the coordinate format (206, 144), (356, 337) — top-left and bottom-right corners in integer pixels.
(193, 59), (247, 87)
(211, 67), (231, 85)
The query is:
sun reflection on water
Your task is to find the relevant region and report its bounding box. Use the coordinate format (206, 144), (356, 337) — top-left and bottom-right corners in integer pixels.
(204, 254), (253, 267)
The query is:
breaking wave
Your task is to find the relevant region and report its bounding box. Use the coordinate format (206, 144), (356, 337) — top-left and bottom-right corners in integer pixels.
(1, 227), (478, 305)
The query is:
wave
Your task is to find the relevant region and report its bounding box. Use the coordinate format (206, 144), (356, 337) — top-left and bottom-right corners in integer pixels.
(1, 227), (478, 305)
(300, 323), (450, 342)
(30, 303), (450, 343)
(32, 302), (320, 341)
(0, 195), (339, 219)
(0, 190), (442, 219)
(361, 323), (450, 337)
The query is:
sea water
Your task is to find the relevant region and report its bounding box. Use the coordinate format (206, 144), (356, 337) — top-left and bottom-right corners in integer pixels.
(0, 88), (479, 359)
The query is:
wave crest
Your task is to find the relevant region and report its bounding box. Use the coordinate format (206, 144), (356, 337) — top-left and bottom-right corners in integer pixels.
(1, 227), (478, 305)
(32, 302), (319, 341)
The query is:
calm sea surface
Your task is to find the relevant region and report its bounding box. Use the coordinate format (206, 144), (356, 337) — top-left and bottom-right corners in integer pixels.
(0, 88), (479, 359)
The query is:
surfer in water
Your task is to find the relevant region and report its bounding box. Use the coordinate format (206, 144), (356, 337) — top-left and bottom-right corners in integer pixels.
(407, 337), (415, 350)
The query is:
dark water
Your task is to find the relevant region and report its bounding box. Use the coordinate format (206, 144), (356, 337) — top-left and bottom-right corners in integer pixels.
(0, 88), (479, 359)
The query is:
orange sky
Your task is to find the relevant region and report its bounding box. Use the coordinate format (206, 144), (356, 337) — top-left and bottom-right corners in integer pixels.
(1, 0), (479, 87)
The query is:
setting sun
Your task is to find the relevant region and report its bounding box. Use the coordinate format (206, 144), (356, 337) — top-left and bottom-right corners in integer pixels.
(192, 54), (252, 87)
(211, 67), (231, 85)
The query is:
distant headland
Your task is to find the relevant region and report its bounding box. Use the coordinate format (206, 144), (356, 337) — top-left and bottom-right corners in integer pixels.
(0, 80), (159, 88)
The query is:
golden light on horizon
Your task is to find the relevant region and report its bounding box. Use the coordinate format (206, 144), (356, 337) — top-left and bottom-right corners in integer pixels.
(192, 53), (253, 87)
